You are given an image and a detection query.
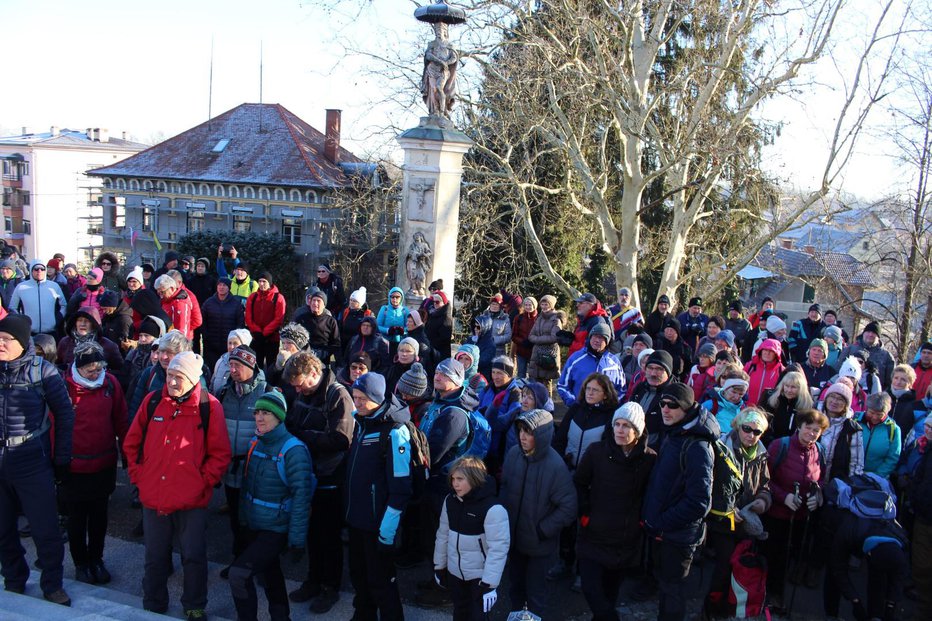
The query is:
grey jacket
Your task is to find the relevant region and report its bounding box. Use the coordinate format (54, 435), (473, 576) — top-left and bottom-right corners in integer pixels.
(221, 370), (267, 488)
(528, 310), (565, 381)
(482, 308), (513, 357)
(499, 409), (577, 556)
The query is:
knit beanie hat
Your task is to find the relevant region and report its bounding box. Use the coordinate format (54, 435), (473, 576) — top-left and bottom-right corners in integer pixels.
(492, 355), (515, 377)
(633, 333), (653, 348)
(73, 341), (105, 369)
(257, 271), (274, 285)
(766, 315), (787, 334)
(716, 330), (736, 348)
(823, 325), (843, 344)
(230, 345), (258, 370)
(823, 381), (853, 407)
(697, 343), (717, 360)
(306, 286), (327, 304)
(524, 296), (538, 311)
(349, 351), (372, 370)
(658, 294), (671, 305)
(396, 362), (429, 398)
(87, 267), (104, 283)
(99, 290), (121, 308)
(139, 315), (167, 339)
(0, 259), (15, 270)
(47, 258), (62, 271)
(399, 336), (420, 356)
(0, 314), (32, 351)
(540, 294), (557, 308)
(350, 287), (367, 305)
(638, 348), (655, 367)
(921, 341), (932, 353)
(661, 382), (695, 411)
(408, 310), (424, 328)
(254, 389), (288, 422)
(352, 372), (386, 405)
(168, 351), (204, 385)
(838, 356), (862, 384)
(436, 358), (465, 387)
(279, 322), (310, 350)
(229, 328), (253, 347)
(589, 322), (613, 342)
(809, 303), (822, 315)
(218, 277), (232, 288)
(645, 350), (674, 376)
(613, 402), (646, 437)
(688, 297), (703, 308)
(863, 321), (881, 337)
(809, 338), (829, 358)
(663, 318), (681, 334)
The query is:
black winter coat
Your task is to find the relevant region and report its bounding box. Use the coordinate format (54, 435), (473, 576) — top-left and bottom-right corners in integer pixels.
(574, 434), (656, 568)
(186, 273), (217, 306)
(654, 336), (693, 381)
(200, 293), (245, 354)
(425, 302), (454, 361)
(293, 307), (341, 364)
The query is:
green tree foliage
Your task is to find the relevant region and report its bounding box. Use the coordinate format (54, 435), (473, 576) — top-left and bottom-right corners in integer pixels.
(177, 231), (301, 304)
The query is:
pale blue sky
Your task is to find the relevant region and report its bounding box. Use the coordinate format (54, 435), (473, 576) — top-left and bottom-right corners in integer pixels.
(0, 0), (905, 201)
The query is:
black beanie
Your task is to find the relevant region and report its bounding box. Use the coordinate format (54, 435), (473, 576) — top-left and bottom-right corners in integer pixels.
(661, 382), (695, 411)
(258, 271), (274, 285)
(138, 316), (164, 339)
(0, 314), (33, 351)
(864, 321), (881, 337)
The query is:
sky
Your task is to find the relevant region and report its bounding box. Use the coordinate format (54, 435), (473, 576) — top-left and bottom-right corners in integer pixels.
(0, 0), (909, 202)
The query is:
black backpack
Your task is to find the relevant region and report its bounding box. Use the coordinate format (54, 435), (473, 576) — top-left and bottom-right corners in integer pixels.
(681, 436), (744, 529)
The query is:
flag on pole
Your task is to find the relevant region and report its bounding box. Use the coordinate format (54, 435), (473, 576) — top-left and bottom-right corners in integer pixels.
(152, 230), (162, 251)
(129, 226), (139, 250)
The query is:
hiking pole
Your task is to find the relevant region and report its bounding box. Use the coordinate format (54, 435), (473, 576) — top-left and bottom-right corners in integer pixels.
(788, 481), (819, 617)
(783, 482), (800, 611)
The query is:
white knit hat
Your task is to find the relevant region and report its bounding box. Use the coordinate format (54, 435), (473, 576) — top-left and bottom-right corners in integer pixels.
(838, 356), (862, 384)
(126, 265), (145, 284)
(350, 286), (367, 305)
(613, 402), (645, 437)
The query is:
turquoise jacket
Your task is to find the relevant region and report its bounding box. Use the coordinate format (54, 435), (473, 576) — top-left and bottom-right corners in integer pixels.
(859, 413), (901, 478)
(239, 423), (315, 547)
(376, 287), (409, 343)
(702, 390), (744, 437)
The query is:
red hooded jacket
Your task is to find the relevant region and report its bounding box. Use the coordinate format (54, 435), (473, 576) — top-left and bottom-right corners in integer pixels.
(161, 285), (202, 339)
(568, 303), (610, 357)
(245, 285), (287, 338)
(744, 338), (786, 405)
(65, 371), (129, 474)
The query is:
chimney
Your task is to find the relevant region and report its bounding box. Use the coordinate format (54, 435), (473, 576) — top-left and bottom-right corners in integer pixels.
(98, 128), (109, 143)
(122, 131), (128, 140)
(324, 109), (341, 164)
(803, 245), (816, 255)
(50, 126), (60, 136)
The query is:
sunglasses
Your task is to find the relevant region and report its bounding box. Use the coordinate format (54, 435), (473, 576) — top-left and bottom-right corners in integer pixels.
(740, 425), (764, 437)
(32, 266), (46, 271)
(659, 399), (681, 410)
(100, 261), (111, 266)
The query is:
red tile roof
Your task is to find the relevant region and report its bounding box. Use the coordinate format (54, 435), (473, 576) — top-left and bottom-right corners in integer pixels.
(88, 103), (365, 189)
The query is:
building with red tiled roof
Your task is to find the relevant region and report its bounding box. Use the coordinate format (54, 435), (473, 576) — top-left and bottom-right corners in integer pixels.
(87, 103), (384, 276)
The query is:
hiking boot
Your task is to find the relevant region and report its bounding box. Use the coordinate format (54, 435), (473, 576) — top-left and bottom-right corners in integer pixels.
(4, 583), (25, 594)
(44, 588), (72, 606)
(309, 586), (340, 614)
(185, 609), (208, 621)
(546, 559), (571, 580)
(290, 581), (321, 603)
(415, 586), (452, 608)
(90, 560), (111, 585)
(74, 565), (96, 584)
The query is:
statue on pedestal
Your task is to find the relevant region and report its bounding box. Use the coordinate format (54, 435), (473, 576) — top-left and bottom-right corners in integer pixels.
(415, 2), (466, 119)
(405, 232), (433, 297)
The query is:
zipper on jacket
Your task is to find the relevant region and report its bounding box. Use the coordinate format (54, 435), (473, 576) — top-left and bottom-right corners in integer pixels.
(455, 531), (464, 579)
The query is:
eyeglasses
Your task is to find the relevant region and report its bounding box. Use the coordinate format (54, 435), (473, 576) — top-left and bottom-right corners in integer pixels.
(740, 425), (764, 437)
(659, 400), (681, 410)
(100, 261), (111, 266)
(0, 336), (17, 344)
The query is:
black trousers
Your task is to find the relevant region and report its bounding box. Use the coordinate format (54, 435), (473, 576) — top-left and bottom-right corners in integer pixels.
(142, 507), (208, 613)
(704, 529), (739, 618)
(65, 496), (109, 566)
(306, 486), (343, 590)
(448, 574), (489, 621)
(578, 556), (631, 621)
(347, 527), (403, 621)
(508, 549), (554, 618)
(251, 333), (278, 370)
(651, 540), (696, 621)
(761, 514), (807, 600)
(229, 529), (289, 621)
(224, 485), (247, 558)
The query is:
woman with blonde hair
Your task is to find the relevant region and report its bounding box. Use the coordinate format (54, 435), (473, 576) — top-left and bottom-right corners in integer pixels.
(760, 370), (813, 444)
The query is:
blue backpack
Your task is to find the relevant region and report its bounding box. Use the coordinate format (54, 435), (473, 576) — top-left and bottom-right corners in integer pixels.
(244, 436), (308, 513)
(461, 408), (492, 461)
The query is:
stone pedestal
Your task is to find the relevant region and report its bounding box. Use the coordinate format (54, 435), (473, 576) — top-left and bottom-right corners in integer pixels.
(396, 117), (472, 307)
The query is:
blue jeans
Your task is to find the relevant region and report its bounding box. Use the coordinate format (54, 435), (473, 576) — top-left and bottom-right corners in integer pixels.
(0, 440), (64, 595)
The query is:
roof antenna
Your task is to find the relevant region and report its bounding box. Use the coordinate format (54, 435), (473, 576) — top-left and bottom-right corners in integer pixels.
(258, 40), (264, 133)
(208, 35), (215, 131)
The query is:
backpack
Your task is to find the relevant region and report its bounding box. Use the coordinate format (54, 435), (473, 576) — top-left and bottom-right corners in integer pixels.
(381, 420), (431, 497)
(243, 435), (308, 512)
(728, 539), (770, 619)
(136, 388), (211, 464)
(825, 473), (897, 519)
(772, 435), (827, 472)
(681, 436), (744, 530)
(461, 407), (493, 461)
(3, 357), (50, 435)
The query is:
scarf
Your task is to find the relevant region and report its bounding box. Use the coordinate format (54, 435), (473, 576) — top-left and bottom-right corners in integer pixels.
(71, 364), (106, 390)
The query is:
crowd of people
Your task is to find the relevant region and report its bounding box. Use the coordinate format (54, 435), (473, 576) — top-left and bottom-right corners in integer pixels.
(1, 244), (931, 621)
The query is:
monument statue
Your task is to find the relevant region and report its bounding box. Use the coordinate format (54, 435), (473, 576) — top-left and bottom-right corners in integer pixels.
(415, 2), (467, 119)
(405, 232), (433, 297)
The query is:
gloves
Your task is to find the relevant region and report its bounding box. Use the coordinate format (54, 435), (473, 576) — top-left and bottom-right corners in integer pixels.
(784, 493), (801, 511)
(434, 568), (447, 588)
(480, 582), (497, 613)
(580, 515), (590, 528)
(806, 492), (821, 512)
(851, 599), (868, 621)
(53, 464), (70, 484)
(284, 547), (304, 564)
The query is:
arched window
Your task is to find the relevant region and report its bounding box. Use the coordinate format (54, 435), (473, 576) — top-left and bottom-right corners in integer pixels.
(184, 183), (195, 194)
(244, 186), (255, 199)
(259, 187), (270, 200)
(170, 182), (180, 193)
(198, 183), (210, 196)
(103, 178), (113, 189)
(306, 190), (318, 203)
(157, 181), (168, 192)
(290, 189), (302, 202)
(143, 180), (153, 191)
(213, 184), (224, 198)
(116, 178), (126, 190)
(129, 179), (139, 191)
(274, 188), (286, 201)
(229, 185), (240, 198)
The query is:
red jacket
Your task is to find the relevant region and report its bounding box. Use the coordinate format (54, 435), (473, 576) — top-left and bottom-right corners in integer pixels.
(914, 362), (932, 402)
(66, 372), (129, 474)
(245, 285), (287, 338)
(766, 432), (822, 521)
(568, 304), (610, 357)
(123, 383), (231, 515)
(687, 364), (715, 402)
(511, 310), (538, 359)
(744, 339), (786, 405)
(161, 286), (202, 339)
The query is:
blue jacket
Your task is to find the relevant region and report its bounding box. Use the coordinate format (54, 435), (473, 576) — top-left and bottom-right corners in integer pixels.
(344, 395), (412, 544)
(557, 347), (625, 407)
(220, 371), (267, 488)
(701, 390), (744, 436)
(788, 317), (826, 362)
(676, 310), (709, 351)
(420, 386), (478, 494)
(239, 422), (314, 547)
(376, 287), (409, 344)
(457, 343), (488, 395)
(642, 405), (719, 546)
(0, 344), (75, 467)
(471, 315), (497, 381)
(479, 380), (522, 460)
(858, 413), (901, 478)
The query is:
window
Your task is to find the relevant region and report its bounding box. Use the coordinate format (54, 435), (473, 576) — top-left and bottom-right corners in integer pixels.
(862, 241), (869, 250)
(803, 284), (816, 304)
(142, 207), (154, 232)
(233, 214), (251, 233)
(87, 217), (103, 235)
(20, 191), (29, 206)
(112, 197), (126, 228)
(282, 219), (302, 245)
(22, 220), (31, 235)
(4, 217), (11, 232)
(1, 189), (9, 206)
(188, 210), (205, 233)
